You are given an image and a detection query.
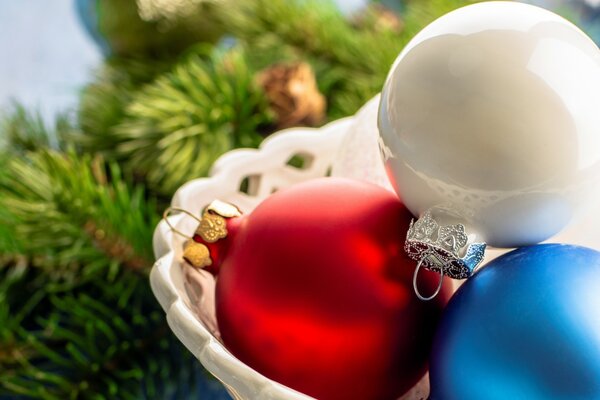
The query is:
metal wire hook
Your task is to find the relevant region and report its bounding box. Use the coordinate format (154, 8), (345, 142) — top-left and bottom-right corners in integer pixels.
(162, 207), (202, 239)
(413, 254), (445, 301)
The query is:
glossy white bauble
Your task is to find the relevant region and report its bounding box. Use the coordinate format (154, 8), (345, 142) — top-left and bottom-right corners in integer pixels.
(378, 1), (600, 248)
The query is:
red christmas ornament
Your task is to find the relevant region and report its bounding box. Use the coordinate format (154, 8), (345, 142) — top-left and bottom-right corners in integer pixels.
(187, 178), (452, 400)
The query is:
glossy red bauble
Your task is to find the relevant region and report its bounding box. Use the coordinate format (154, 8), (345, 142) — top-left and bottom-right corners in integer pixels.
(208, 178), (452, 400)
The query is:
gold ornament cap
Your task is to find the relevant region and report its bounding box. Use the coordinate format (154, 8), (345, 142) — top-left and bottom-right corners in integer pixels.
(183, 241), (213, 269)
(163, 200), (242, 270)
(193, 200), (242, 244)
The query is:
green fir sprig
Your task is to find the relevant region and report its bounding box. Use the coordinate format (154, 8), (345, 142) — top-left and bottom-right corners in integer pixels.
(0, 148), (204, 399)
(0, 150), (157, 278)
(111, 47), (272, 196)
(1, 0), (482, 398)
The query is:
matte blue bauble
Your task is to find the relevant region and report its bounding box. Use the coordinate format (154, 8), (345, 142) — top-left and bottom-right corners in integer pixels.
(430, 244), (600, 400)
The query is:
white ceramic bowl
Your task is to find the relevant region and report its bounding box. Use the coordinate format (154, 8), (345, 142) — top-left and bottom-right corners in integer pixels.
(151, 114), (432, 399)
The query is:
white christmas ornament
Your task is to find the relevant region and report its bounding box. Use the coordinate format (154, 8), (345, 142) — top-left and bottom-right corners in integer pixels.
(379, 1), (600, 249)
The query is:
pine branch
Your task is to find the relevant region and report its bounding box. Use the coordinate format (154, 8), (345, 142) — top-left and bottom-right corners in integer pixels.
(110, 47), (272, 196)
(222, 0), (397, 74)
(77, 58), (173, 152)
(219, 0), (475, 117)
(0, 149), (215, 398)
(216, 0), (385, 117)
(0, 105), (73, 153)
(87, 0), (224, 58)
(402, 0), (479, 36)
(0, 260), (208, 399)
(0, 150), (158, 281)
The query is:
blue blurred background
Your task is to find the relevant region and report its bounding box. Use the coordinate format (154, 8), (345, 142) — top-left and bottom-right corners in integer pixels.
(0, 1), (100, 123)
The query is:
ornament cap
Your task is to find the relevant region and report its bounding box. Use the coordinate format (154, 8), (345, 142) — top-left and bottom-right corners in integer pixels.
(193, 200), (242, 244)
(183, 241), (213, 269)
(163, 200), (243, 272)
(406, 209), (487, 300)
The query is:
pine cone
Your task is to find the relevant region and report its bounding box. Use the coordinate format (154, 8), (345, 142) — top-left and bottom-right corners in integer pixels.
(257, 62), (326, 129)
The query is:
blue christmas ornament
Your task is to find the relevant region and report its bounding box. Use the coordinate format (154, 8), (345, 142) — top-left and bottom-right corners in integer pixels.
(430, 244), (600, 400)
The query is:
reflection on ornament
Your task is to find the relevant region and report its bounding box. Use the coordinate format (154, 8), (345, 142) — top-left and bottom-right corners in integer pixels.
(522, 0), (600, 43)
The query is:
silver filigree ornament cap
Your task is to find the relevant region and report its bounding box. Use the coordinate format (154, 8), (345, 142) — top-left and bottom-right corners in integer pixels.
(406, 209), (487, 300)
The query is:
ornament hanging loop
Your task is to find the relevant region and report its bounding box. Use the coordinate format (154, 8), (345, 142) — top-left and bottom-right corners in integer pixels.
(413, 254), (445, 301)
(162, 207), (203, 239)
(405, 210), (487, 280)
